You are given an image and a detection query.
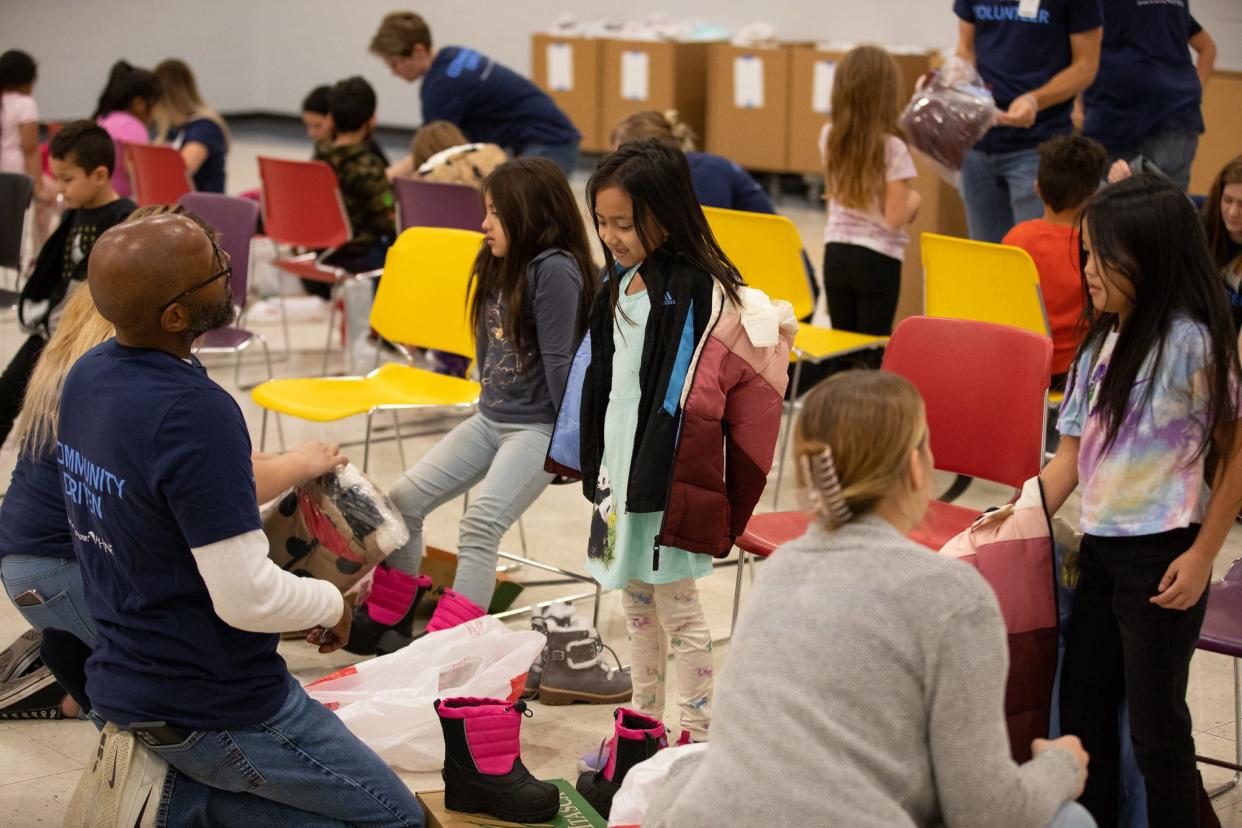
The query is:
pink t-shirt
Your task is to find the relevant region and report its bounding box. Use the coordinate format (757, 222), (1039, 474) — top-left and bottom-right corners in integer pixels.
(0, 91), (38, 174)
(97, 110), (149, 198)
(819, 125), (917, 262)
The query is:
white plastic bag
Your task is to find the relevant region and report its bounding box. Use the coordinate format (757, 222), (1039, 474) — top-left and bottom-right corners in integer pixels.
(608, 742), (709, 827)
(305, 616), (544, 771)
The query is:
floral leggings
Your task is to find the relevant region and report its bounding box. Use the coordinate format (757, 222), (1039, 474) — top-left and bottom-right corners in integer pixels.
(621, 578), (714, 740)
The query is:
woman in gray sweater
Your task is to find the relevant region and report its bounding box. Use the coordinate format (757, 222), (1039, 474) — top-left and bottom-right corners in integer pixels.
(643, 370), (1094, 828)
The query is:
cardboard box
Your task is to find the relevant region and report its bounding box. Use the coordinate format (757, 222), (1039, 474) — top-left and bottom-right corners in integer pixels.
(531, 35), (606, 153)
(600, 39), (713, 151)
(786, 45), (936, 175)
(420, 545), (524, 615)
(704, 43), (791, 171)
(1189, 69), (1242, 195)
(418, 779), (606, 828)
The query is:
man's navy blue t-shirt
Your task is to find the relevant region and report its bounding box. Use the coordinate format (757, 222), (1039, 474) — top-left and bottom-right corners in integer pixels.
(954, 0), (1103, 154)
(0, 451), (74, 561)
(687, 152), (776, 215)
(421, 47), (580, 151)
(167, 118), (227, 193)
(1083, 0), (1203, 151)
(57, 340), (276, 730)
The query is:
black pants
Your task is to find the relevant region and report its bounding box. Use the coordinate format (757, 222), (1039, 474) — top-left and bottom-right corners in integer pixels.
(0, 334), (46, 447)
(1060, 526), (1206, 827)
(822, 242), (901, 336)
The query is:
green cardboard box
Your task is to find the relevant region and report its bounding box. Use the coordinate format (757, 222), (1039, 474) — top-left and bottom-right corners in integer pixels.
(418, 779), (605, 828)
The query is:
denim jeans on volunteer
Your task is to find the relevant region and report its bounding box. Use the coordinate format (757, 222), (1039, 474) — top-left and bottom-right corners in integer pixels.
(151, 676), (423, 827)
(386, 413), (554, 609)
(960, 146), (1045, 243)
(518, 141), (581, 177)
(1, 555), (98, 647)
(1113, 129), (1200, 193)
(1049, 802), (1098, 828)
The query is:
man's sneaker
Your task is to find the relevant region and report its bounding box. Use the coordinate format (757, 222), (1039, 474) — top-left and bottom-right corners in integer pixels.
(63, 723), (168, 828)
(0, 665), (63, 720)
(0, 628), (43, 682)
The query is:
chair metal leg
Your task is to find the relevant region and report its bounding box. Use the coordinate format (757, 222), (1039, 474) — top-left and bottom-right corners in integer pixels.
(731, 549), (748, 634)
(321, 287), (339, 376)
(592, 580), (601, 629)
(259, 409), (269, 452)
(772, 359), (804, 509)
(362, 412), (373, 473)
(390, 410), (407, 469)
(1209, 658), (1242, 799)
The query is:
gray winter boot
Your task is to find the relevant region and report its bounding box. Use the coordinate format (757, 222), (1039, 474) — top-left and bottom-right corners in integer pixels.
(537, 626), (633, 706)
(523, 603), (577, 700)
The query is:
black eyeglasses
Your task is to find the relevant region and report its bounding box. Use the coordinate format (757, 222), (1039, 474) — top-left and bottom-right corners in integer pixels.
(159, 246), (232, 313)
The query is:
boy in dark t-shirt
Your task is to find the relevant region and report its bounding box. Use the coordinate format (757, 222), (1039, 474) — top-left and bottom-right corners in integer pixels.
(0, 121), (134, 448)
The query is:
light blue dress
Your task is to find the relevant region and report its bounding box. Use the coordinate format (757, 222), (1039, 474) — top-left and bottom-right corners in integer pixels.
(585, 267), (714, 590)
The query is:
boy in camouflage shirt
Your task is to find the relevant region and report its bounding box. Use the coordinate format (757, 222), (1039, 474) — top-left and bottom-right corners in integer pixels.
(314, 76), (395, 275)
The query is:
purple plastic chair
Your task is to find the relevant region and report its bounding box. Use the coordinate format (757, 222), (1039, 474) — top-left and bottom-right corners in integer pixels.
(1196, 557), (1242, 796)
(392, 177), (484, 233)
(0, 172), (34, 309)
(178, 192), (273, 388)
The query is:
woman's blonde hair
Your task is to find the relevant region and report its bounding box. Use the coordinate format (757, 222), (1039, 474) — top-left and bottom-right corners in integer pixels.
(14, 288), (115, 457)
(152, 59), (231, 150)
(610, 110), (697, 152)
(794, 370), (927, 529)
(412, 120), (469, 168)
(825, 45), (902, 211)
(13, 203), (218, 458)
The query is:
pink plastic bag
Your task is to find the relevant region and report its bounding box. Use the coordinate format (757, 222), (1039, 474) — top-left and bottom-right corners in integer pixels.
(305, 616), (544, 771)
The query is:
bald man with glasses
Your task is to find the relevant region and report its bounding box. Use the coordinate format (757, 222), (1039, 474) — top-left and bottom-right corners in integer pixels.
(59, 214), (424, 827)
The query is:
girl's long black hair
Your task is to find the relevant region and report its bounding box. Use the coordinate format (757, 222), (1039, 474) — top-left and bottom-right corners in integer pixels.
(468, 157), (597, 370)
(1077, 174), (1240, 460)
(92, 60), (162, 120)
(586, 138), (744, 314)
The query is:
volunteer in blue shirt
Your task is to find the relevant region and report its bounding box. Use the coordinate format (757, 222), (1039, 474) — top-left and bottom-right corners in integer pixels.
(954, 0), (1104, 243)
(371, 11), (581, 178)
(56, 213), (424, 827)
(1084, 1), (1208, 191)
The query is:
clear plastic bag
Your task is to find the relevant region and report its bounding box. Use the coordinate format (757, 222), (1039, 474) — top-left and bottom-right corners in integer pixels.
(305, 616), (544, 771)
(899, 57), (997, 181)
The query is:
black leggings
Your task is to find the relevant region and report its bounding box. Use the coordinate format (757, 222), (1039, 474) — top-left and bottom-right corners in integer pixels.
(822, 242), (901, 336)
(1060, 526), (1206, 827)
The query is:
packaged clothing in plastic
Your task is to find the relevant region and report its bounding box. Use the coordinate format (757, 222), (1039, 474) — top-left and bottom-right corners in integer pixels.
(305, 616), (544, 771)
(899, 57), (997, 178)
(264, 463), (409, 592)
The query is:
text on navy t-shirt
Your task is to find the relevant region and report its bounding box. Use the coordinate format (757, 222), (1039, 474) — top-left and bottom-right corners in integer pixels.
(954, 0), (1103, 153)
(420, 47), (580, 151)
(57, 340), (276, 730)
(1083, 0), (1203, 151)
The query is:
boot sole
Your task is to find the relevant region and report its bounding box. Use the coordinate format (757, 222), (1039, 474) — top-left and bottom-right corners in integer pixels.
(536, 685), (634, 706)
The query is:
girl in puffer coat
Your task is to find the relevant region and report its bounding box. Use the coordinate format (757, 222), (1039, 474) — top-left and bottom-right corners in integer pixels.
(547, 139), (796, 746)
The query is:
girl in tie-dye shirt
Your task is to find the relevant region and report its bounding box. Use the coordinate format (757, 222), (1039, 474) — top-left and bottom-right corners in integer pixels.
(1040, 176), (1242, 826)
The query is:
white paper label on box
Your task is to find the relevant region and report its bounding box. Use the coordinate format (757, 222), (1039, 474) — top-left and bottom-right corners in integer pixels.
(733, 55), (764, 109)
(812, 60), (836, 115)
(1018, 0), (1041, 19)
(621, 51), (650, 101)
(547, 43), (573, 92)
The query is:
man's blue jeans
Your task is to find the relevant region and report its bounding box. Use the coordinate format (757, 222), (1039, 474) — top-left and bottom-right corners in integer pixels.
(960, 146), (1044, 243)
(151, 677), (423, 827)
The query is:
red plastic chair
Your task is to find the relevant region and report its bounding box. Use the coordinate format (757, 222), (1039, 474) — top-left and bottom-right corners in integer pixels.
(882, 315), (1051, 550)
(257, 156), (364, 374)
(126, 144), (193, 206)
(728, 316), (1052, 631)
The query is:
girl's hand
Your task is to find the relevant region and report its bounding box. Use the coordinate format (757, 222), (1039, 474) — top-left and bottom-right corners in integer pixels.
(1150, 547), (1214, 610)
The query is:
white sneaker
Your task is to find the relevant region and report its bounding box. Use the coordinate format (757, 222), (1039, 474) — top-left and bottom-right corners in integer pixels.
(63, 723), (168, 827)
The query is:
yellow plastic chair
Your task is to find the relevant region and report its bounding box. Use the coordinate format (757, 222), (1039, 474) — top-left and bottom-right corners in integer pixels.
(251, 227), (483, 471)
(702, 206), (888, 506)
(921, 232), (1064, 407)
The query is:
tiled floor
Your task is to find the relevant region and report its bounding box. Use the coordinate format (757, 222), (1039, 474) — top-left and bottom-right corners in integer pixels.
(1, 131), (1241, 823)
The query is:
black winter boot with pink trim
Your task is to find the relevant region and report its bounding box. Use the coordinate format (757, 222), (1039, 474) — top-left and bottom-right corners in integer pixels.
(344, 565), (433, 656)
(434, 696), (559, 823)
(575, 708), (668, 818)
